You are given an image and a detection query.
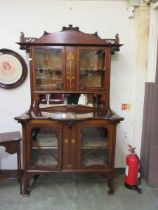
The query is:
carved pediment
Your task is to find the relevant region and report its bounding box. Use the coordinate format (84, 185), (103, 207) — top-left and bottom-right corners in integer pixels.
(17, 25), (122, 53)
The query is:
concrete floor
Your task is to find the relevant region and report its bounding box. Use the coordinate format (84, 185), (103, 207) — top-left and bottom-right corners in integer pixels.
(0, 173), (158, 210)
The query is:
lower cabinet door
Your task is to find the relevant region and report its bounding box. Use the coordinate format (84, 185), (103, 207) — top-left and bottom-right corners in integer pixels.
(27, 121), (62, 170)
(77, 120), (113, 169)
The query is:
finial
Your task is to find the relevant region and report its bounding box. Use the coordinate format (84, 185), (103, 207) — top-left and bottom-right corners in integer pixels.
(20, 32), (25, 42)
(115, 34), (119, 44)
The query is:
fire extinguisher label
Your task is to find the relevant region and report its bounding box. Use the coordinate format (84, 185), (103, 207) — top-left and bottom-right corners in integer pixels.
(125, 165), (129, 176)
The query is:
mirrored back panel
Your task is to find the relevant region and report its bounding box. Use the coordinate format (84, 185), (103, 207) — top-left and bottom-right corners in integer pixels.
(38, 93), (107, 109)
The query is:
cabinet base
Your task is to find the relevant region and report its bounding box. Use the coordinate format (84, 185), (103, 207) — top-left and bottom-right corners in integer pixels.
(22, 171), (115, 195)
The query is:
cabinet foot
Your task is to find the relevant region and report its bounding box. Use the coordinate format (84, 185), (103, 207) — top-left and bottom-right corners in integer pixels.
(23, 191), (30, 197)
(22, 187), (30, 196)
(107, 173), (114, 195)
(107, 189), (114, 195)
(22, 173), (31, 195)
(101, 172), (115, 194)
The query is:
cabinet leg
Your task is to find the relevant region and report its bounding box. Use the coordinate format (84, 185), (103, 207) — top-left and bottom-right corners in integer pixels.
(17, 152), (22, 194)
(107, 173), (114, 195)
(23, 173), (30, 195)
(101, 172), (114, 194)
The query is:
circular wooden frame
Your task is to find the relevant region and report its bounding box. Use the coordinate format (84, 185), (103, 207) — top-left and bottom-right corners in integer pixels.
(0, 48), (27, 89)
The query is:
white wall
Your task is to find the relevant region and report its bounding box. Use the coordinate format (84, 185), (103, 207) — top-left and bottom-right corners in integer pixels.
(0, 0), (149, 168)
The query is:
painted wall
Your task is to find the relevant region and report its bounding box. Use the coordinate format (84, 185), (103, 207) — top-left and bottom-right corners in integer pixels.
(0, 0), (149, 169)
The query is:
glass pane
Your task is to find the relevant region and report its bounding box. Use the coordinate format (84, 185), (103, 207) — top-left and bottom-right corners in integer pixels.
(34, 48), (63, 89)
(80, 127), (108, 167)
(79, 49), (105, 88)
(31, 127), (59, 167)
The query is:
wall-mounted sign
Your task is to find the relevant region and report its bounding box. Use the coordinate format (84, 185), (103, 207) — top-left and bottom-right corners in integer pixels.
(0, 48), (27, 89)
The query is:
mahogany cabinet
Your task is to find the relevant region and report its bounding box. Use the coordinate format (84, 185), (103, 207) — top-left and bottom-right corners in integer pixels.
(15, 25), (123, 195)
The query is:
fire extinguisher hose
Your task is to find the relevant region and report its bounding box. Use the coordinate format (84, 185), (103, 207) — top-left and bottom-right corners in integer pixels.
(136, 154), (142, 193)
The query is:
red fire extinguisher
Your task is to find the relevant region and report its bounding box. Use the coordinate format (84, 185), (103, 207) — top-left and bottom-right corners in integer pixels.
(125, 145), (142, 193)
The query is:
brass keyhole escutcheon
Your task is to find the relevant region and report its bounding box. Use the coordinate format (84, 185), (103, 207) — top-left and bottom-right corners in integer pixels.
(67, 164), (72, 168)
(71, 139), (75, 144)
(65, 139), (68, 144)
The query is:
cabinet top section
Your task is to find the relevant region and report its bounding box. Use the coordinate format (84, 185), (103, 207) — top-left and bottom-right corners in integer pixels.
(17, 25), (122, 52)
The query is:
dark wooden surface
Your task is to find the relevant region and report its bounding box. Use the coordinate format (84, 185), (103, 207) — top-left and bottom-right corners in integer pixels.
(0, 131), (21, 143)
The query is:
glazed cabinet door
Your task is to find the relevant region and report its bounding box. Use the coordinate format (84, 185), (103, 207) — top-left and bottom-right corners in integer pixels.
(77, 47), (107, 91)
(31, 46), (65, 91)
(77, 120), (114, 169)
(65, 47), (106, 92)
(27, 120), (62, 170)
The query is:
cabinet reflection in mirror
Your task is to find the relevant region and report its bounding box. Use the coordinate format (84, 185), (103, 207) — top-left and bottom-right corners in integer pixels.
(39, 93), (105, 108)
